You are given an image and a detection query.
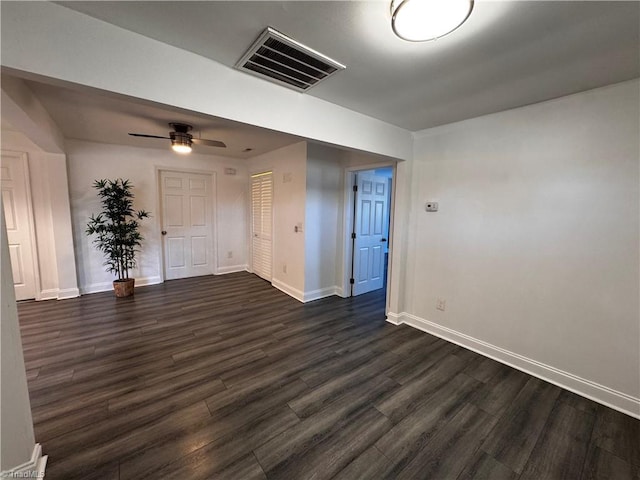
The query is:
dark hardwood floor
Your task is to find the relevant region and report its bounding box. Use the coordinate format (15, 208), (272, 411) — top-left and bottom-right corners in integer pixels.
(17, 272), (639, 479)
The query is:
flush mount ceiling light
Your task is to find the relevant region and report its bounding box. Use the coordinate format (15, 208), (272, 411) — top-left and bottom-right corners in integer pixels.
(391, 0), (474, 42)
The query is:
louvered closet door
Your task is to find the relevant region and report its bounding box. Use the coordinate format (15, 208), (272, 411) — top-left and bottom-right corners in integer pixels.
(251, 172), (273, 281)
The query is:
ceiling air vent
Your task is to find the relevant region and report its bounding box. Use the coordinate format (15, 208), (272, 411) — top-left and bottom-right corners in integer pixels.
(236, 27), (345, 92)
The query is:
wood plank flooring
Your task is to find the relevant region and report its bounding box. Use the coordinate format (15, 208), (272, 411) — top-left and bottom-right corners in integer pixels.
(17, 272), (640, 480)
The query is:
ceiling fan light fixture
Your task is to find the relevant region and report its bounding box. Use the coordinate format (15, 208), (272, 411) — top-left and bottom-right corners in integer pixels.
(170, 131), (193, 154)
(171, 144), (192, 154)
(129, 122), (225, 152)
(391, 0), (474, 42)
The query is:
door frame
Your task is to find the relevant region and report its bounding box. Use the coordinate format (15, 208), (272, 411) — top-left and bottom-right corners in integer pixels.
(248, 170), (274, 281)
(1, 150), (42, 300)
(341, 163), (397, 312)
(155, 167), (217, 282)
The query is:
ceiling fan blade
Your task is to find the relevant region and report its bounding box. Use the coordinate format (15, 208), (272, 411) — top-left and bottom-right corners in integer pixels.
(128, 133), (170, 139)
(192, 138), (226, 148)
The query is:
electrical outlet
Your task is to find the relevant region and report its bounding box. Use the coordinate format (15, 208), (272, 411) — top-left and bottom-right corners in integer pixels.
(436, 298), (446, 311)
(283, 264), (287, 274)
(227, 251), (233, 259)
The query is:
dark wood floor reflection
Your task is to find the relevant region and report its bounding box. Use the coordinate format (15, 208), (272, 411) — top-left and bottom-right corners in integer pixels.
(18, 272), (639, 479)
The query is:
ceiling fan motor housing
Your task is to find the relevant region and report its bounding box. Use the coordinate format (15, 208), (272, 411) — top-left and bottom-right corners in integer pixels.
(169, 123), (193, 133)
(169, 124), (193, 148)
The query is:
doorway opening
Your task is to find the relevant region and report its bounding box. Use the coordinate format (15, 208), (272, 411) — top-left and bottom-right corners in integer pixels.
(344, 166), (394, 302)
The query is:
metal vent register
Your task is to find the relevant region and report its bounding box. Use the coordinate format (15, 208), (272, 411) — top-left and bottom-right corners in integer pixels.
(236, 28), (345, 92)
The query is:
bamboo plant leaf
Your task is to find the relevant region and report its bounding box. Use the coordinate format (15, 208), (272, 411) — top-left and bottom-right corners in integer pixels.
(85, 178), (150, 281)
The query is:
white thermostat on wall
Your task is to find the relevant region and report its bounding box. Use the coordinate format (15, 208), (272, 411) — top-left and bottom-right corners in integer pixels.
(425, 202), (439, 212)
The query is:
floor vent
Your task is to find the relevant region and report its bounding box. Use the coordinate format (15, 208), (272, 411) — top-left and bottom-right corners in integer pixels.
(236, 27), (345, 92)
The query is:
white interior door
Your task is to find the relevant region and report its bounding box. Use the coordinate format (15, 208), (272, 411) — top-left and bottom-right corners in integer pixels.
(251, 172), (273, 281)
(1, 152), (37, 300)
(353, 171), (389, 296)
(160, 171), (214, 280)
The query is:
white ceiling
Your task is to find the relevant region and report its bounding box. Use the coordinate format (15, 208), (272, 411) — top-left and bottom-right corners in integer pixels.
(4, 1), (638, 157)
(23, 80), (303, 159)
(56, 1), (639, 131)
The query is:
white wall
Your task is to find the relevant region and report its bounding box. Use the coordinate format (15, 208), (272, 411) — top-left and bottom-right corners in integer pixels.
(247, 141), (352, 302)
(248, 142), (361, 303)
(248, 142), (308, 299)
(387, 158), (411, 317)
(46, 153), (79, 297)
(0, 1), (412, 161)
(66, 139), (248, 293)
(0, 207), (39, 473)
(395, 80), (640, 416)
(1, 75), (64, 154)
(1, 130), (79, 300)
(341, 149), (398, 169)
(6, 0), (636, 418)
(305, 144), (344, 299)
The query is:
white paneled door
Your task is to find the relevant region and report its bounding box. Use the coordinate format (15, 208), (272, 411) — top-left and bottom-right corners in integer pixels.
(353, 171), (389, 296)
(251, 172), (273, 281)
(1, 152), (37, 300)
(160, 171), (214, 280)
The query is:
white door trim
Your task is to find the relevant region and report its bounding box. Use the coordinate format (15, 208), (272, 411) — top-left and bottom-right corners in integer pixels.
(1, 150), (42, 300)
(156, 167), (217, 282)
(341, 163), (397, 314)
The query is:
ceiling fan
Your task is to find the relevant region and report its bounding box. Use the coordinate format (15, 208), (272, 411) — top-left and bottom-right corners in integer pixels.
(128, 123), (226, 154)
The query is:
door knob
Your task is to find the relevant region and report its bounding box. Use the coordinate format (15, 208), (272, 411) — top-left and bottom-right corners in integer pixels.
(161, 230), (167, 236)
(381, 238), (387, 242)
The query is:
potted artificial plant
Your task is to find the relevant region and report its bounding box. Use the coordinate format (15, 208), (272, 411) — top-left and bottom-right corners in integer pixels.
(86, 179), (150, 298)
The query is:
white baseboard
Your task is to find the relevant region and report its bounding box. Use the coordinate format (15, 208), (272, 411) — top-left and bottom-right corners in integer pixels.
(37, 287), (80, 301)
(216, 264), (249, 275)
(38, 288), (59, 301)
(385, 312), (402, 325)
(304, 286), (341, 302)
(135, 276), (162, 287)
(388, 311), (640, 420)
(80, 276), (162, 295)
(80, 281), (116, 295)
(271, 280), (341, 303)
(58, 287), (79, 299)
(271, 278), (305, 303)
(0, 443), (47, 478)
